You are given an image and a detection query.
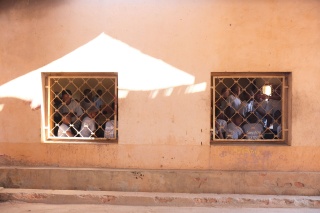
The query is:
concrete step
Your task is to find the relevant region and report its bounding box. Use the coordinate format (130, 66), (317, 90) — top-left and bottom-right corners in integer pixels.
(1, 188), (320, 208)
(1, 166), (320, 196)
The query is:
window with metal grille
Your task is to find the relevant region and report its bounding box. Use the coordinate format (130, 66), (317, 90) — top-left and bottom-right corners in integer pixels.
(42, 72), (118, 142)
(211, 72), (291, 144)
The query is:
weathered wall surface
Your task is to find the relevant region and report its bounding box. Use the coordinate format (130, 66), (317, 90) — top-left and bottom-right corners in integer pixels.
(0, 0), (320, 173)
(1, 167), (320, 195)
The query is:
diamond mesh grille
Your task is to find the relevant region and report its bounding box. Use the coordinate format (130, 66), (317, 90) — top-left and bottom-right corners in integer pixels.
(211, 74), (287, 142)
(46, 75), (117, 140)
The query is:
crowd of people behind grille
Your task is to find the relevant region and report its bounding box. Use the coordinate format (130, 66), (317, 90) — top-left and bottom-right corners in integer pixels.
(215, 83), (282, 140)
(53, 89), (116, 139)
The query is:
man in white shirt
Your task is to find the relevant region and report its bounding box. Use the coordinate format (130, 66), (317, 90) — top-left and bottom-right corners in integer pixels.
(104, 120), (115, 139)
(214, 107), (227, 139)
(242, 113), (264, 139)
(59, 90), (84, 130)
(253, 91), (272, 128)
(239, 90), (254, 117)
(80, 106), (98, 137)
(267, 85), (282, 117)
(226, 84), (242, 115)
(226, 113), (244, 139)
(94, 89), (104, 110)
(58, 113), (74, 137)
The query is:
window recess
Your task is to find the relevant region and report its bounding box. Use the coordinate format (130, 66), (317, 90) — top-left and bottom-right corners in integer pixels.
(42, 72), (118, 143)
(211, 72), (291, 144)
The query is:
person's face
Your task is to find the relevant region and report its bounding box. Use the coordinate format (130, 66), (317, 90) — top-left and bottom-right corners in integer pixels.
(63, 115), (71, 124)
(236, 86), (241, 95)
(235, 117), (243, 126)
(223, 90), (229, 98)
(232, 85), (240, 96)
(254, 92), (264, 102)
(89, 111), (98, 118)
(85, 91), (92, 99)
(104, 105), (114, 114)
(62, 94), (71, 103)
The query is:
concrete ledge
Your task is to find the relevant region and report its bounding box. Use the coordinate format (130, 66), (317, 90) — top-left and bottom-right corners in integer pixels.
(1, 166), (320, 196)
(0, 188), (320, 208)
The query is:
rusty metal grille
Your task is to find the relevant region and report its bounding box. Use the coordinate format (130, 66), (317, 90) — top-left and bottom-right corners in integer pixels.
(43, 73), (118, 142)
(211, 72), (289, 144)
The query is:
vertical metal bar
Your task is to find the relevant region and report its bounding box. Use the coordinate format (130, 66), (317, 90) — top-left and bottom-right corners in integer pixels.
(114, 76), (118, 140)
(47, 77), (52, 139)
(212, 75), (215, 140)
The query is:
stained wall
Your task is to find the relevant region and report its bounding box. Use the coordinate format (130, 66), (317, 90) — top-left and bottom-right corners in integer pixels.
(0, 0), (320, 172)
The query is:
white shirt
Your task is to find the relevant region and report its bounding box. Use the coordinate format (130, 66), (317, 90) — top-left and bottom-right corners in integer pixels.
(254, 100), (269, 127)
(277, 125), (282, 138)
(80, 116), (96, 137)
(94, 96), (103, 109)
(60, 99), (84, 130)
(58, 123), (72, 137)
(239, 100), (254, 117)
(242, 123), (264, 139)
(227, 95), (241, 113)
(215, 119), (227, 134)
(60, 99), (84, 117)
(104, 120), (115, 139)
(226, 122), (243, 139)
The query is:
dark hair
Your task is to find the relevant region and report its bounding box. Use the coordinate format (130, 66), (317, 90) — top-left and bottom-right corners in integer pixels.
(232, 113), (243, 126)
(232, 113), (243, 121)
(224, 106), (234, 119)
(62, 89), (72, 96)
(241, 91), (250, 101)
(246, 112), (258, 123)
(221, 87), (228, 95)
(97, 89), (103, 96)
(231, 84), (240, 94)
(83, 89), (91, 95)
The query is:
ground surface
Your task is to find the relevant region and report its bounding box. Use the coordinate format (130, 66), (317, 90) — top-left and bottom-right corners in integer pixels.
(0, 202), (319, 213)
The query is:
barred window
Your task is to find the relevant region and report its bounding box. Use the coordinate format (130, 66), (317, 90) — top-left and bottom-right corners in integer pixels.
(42, 73), (118, 142)
(211, 72), (290, 144)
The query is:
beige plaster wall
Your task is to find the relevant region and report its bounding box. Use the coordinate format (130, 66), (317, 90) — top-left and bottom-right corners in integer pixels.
(0, 0), (320, 170)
